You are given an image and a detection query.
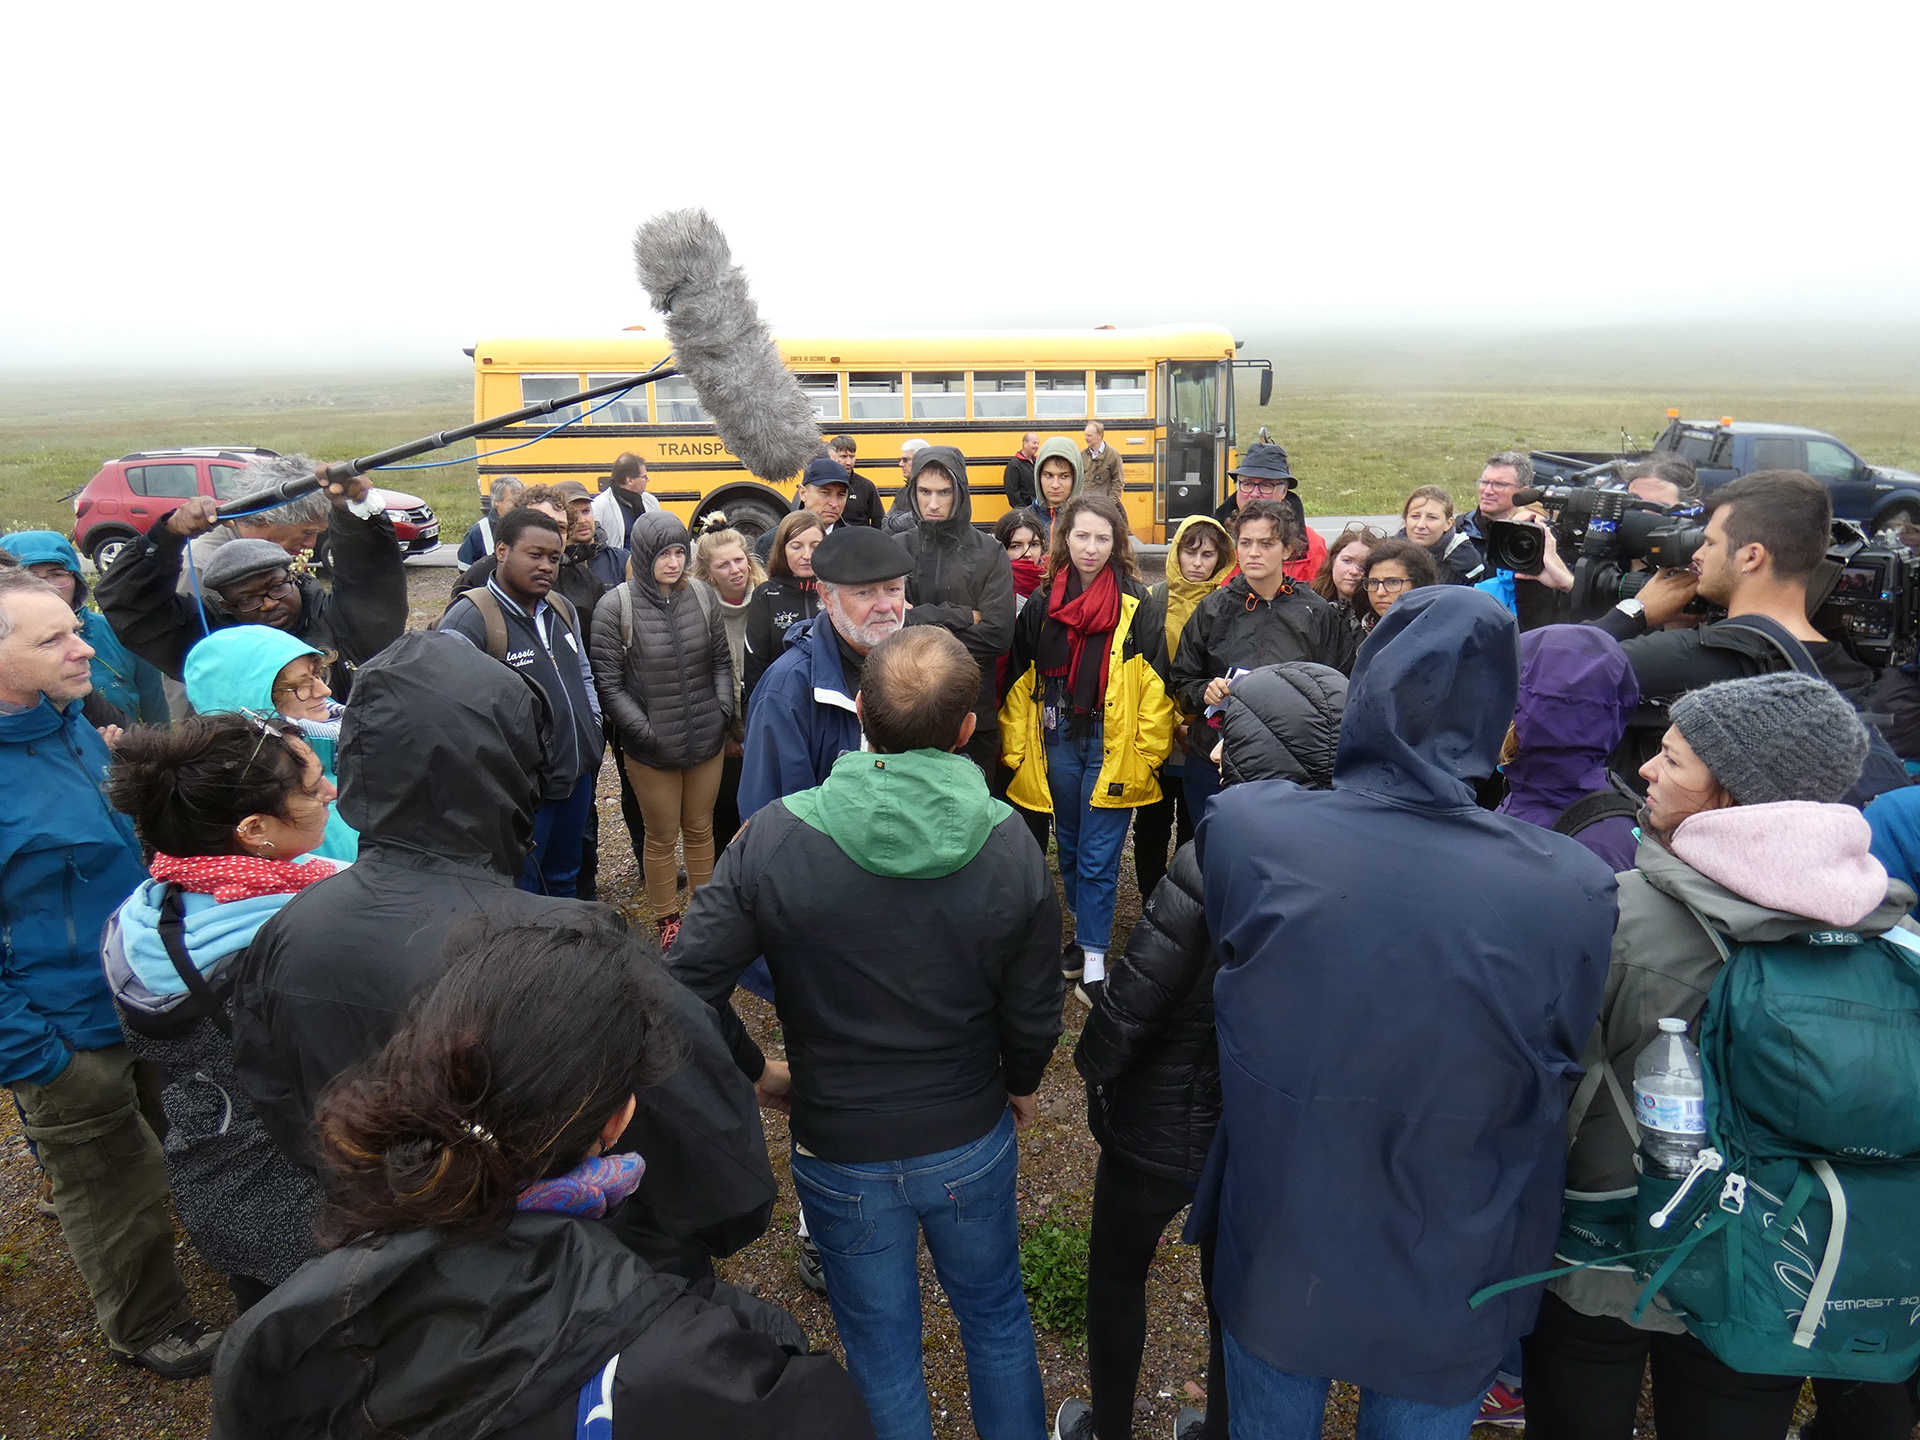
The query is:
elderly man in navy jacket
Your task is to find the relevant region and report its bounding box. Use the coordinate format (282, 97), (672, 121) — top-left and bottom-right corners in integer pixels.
(737, 527), (911, 822)
(1193, 586), (1617, 1439)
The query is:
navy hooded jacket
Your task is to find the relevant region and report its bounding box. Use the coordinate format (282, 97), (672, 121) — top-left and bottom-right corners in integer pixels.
(1194, 585), (1617, 1406)
(737, 614), (861, 823)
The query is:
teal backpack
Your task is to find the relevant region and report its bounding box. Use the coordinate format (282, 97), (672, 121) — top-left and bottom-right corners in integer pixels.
(1474, 915), (1920, 1382)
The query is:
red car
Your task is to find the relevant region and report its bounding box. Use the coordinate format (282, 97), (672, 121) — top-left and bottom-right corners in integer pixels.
(72, 447), (439, 570)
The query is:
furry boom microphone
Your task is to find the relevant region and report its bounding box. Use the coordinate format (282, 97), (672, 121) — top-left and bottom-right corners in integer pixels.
(212, 209), (820, 517)
(632, 208), (823, 482)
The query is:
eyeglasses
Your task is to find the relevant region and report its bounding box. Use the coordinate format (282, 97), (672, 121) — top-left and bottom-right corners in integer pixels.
(227, 576), (296, 613)
(237, 707), (298, 765)
(1240, 479), (1289, 494)
(273, 669), (331, 701)
(1479, 478), (1522, 492)
(1335, 525), (1387, 544)
(1363, 575), (1414, 593)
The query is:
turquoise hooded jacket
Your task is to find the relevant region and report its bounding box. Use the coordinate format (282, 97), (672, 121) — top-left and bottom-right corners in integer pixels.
(183, 627), (359, 861)
(0, 531), (168, 724)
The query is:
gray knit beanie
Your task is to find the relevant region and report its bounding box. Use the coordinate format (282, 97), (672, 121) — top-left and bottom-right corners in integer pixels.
(1669, 672), (1869, 805)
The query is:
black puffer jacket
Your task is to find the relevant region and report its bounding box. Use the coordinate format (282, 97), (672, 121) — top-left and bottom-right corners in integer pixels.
(1074, 661), (1348, 1181)
(895, 445), (1017, 730)
(742, 576), (819, 700)
(590, 512), (735, 770)
(211, 1211), (873, 1440)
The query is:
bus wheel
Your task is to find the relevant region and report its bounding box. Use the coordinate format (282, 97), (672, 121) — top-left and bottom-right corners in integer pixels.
(720, 497), (787, 546)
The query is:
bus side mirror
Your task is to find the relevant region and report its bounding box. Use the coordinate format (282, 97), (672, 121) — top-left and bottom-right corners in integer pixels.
(1258, 371), (1273, 407)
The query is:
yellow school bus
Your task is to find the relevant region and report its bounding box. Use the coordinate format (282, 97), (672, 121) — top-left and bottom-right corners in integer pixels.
(465, 325), (1262, 544)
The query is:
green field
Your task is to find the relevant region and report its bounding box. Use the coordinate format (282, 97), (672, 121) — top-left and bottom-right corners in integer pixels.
(6, 323), (1919, 540)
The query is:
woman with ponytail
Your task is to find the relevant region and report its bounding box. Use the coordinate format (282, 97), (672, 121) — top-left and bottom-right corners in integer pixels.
(102, 712), (340, 1310)
(742, 510), (825, 702)
(211, 916), (875, 1439)
(999, 494), (1174, 1002)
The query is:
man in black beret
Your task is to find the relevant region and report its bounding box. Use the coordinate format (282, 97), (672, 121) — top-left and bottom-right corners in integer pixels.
(738, 526), (911, 822)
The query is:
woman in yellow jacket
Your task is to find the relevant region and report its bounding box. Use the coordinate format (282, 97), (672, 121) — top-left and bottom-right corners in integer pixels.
(1000, 494), (1175, 999)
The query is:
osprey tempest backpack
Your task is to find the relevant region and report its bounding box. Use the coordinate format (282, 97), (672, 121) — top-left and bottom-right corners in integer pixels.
(1475, 916), (1920, 1381)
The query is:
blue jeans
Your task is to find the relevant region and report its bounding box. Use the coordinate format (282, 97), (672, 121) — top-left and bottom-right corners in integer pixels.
(790, 1111), (1044, 1440)
(1046, 724), (1132, 953)
(1183, 745), (1222, 830)
(1224, 1331), (1483, 1440)
(518, 772), (594, 897)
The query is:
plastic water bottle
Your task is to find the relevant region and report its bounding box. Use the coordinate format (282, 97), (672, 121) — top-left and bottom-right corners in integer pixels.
(1633, 1018), (1706, 1179)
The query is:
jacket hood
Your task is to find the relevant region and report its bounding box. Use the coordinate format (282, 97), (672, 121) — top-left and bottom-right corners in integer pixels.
(1498, 625), (1639, 827)
(1218, 663), (1348, 788)
(1162, 515), (1234, 658)
(1661, 800), (1901, 930)
(335, 630), (548, 875)
(786, 748), (1011, 879)
(1031, 437), (1084, 511)
(0, 529), (87, 608)
(1334, 585), (1519, 809)
(627, 510), (693, 607)
(906, 444), (975, 535)
(182, 625), (324, 718)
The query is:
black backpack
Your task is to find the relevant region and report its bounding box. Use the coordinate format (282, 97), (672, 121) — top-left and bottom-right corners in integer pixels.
(1552, 783), (1641, 840)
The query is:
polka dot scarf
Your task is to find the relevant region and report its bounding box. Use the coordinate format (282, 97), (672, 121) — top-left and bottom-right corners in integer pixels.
(149, 851), (339, 904)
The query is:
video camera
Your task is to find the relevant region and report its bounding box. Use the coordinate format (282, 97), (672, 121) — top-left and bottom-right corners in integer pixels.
(1486, 485), (1920, 667)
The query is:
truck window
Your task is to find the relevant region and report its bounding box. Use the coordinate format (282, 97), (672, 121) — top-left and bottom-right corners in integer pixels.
(1805, 438), (1859, 480)
(1672, 428), (1717, 462)
(1749, 436), (1802, 471)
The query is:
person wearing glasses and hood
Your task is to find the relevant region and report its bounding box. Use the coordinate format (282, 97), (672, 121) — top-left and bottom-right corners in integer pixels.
(896, 444), (1018, 789)
(0, 530), (167, 725)
(183, 627), (359, 862)
(96, 460), (407, 701)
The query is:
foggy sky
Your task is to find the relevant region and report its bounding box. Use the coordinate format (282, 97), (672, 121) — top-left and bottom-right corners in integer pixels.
(5, 0), (1916, 370)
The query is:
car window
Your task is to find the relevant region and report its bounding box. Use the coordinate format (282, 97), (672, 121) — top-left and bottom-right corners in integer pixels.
(1748, 437), (1802, 472)
(1805, 439), (1858, 481)
(209, 465), (248, 500)
(125, 463), (200, 498)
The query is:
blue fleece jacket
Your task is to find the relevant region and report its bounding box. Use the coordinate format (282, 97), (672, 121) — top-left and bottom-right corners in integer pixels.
(0, 531), (169, 724)
(737, 615), (862, 822)
(182, 627), (359, 862)
(0, 697), (148, 1084)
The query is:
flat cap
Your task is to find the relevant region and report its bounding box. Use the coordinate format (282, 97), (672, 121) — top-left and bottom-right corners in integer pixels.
(200, 538), (295, 593)
(813, 526), (913, 585)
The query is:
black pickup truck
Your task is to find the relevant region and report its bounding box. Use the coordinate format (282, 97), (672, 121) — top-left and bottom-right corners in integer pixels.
(1531, 417), (1920, 530)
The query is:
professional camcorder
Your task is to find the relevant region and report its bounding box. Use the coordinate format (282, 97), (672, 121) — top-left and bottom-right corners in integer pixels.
(1487, 484), (1920, 666)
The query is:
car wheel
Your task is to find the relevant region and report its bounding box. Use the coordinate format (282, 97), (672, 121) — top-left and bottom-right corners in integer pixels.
(1874, 502), (1920, 532)
(87, 534), (134, 572)
(722, 497), (788, 547)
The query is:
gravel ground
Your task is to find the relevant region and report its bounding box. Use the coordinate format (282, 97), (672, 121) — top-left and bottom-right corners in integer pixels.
(1, 564), (1810, 1438)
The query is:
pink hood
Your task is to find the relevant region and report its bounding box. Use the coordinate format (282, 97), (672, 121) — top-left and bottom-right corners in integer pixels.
(1670, 801), (1890, 929)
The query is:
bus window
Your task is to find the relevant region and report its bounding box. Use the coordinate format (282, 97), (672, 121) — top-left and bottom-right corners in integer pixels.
(973, 371), (1026, 418)
(849, 373), (905, 420)
(655, 376), (710, 423)
(1035, 370), (1088, 419)
(1170, 363), (1217, 434)
(797, 374), (842, 421)
(520, 374), (584, 426)
(1095, 371), (1149, 418)
(586, 375), (650, 424)
(912, 372), (965, 420)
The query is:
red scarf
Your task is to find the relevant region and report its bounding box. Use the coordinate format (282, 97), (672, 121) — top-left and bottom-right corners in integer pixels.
(150, 852), (339, 905)
(1010, 556), (1043, 600)
(1039, 563), (1122, 716)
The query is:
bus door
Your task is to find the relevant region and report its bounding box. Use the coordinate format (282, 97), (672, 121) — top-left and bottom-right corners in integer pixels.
(1162, 361), (1223, 527)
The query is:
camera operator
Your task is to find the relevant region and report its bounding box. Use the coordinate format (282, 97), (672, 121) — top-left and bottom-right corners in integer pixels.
(1591, 470), (1875, 767)
(1460, 452), (1573, 629)
(1621, 455), (1702, 510)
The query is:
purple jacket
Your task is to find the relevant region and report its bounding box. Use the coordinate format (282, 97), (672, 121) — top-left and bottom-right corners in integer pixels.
(1497, 625), (1641, 871)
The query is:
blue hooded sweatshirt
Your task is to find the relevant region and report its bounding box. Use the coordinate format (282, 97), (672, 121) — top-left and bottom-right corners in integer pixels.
(1193, 585), (1617, 1407)
(0, 531), (168, 725)
(182, 627), (358, 861)
(0, 696), (148, 1085)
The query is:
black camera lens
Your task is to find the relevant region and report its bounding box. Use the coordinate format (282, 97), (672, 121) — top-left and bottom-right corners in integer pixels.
(1486, 519), (1546, 576)
(1645, 525), (1706, 570)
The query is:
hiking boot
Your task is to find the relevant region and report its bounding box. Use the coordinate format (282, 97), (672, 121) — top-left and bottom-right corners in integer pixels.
(1053, 1398), (1095, 1440)
(113, 1317), (223, 1380)
(798, 1235), (827, 1295)
(655, 914), (682, 950)
(1061, 938), (1084, 980)
(1174, 1408), (1209, 1440)
(1476, 1380), (1525, 1428)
